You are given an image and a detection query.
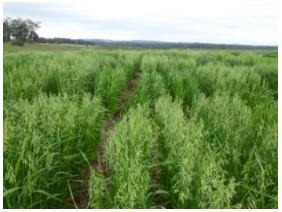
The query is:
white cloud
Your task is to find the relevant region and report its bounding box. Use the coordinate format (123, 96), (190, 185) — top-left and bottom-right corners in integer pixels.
(4, 0), (278, 45)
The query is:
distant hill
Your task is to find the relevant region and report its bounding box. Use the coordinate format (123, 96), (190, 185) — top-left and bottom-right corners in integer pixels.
(84, 39), (277, 50)
(38, 37), (277, 50)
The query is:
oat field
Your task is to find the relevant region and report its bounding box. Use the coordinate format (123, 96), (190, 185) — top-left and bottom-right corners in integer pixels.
(3, 47), (278, 208)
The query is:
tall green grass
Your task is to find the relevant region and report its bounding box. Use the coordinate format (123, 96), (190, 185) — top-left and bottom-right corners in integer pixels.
(88, 104), (155, 208)
(4, 51), (140, 109)
(4, 94), (105, 208)
(4, 49), (277, 209)
(155, 96), (236, 208)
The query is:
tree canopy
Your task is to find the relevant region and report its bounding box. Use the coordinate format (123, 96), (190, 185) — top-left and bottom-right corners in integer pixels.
(3, 17), (40, 45)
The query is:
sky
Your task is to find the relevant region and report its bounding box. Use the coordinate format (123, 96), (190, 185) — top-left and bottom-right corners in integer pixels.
(3, 0), (279, 45)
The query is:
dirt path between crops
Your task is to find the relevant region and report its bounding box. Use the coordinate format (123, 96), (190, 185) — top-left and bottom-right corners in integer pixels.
(65, 70), (141, 209)
(92, 70), (141, 174)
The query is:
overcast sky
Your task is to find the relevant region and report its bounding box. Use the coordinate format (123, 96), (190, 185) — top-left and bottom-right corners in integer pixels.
(4, 0), (278, 45)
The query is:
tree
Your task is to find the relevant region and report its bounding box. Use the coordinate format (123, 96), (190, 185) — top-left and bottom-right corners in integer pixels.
(3, 17), (11, 42)
(27, 30), (39, 42)
(4, 17), (40, 45)
(25, 19), (40, 42)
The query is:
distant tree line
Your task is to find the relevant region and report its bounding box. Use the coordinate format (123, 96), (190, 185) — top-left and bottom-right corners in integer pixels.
(92, 41), (277, 50)
(50, 39), (276, 50)
(3, 17), (40, 45)
(37, 37), (94, 46)
(37, 38), (276, 50)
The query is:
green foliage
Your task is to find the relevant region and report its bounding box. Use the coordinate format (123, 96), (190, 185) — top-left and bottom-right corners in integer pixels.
(4, 94), (105, 208)
(4, 51), (140, 111)
(88, 170), (107, 208)
(95, 66), (127, 114)
(196, 53), (217, 65)
(191, 93), (252, 177)
(190, 93), (277, 208)
(4, 48), (277, 209)
(155, 95), (201, 207)
(105, 104), (155, 208)
(131, 71), (167, 107)
(4, 17), (40, 45)
(155, 96), (236, 208)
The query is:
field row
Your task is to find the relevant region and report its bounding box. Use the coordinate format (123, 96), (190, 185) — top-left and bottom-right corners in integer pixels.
(88, 52), (277, 208)
(4, 50), (277, 208)
(4, 51), (142, 208)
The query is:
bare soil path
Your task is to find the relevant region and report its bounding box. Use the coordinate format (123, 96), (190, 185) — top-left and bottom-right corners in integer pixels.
(65, 70), (142, 208)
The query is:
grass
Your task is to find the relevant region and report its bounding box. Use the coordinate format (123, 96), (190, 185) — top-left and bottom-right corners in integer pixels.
(3, 45), (278, 208)
(4, 42), (93, 53)
(4, 94), (105, 208)
(88, 104), (155, 208)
